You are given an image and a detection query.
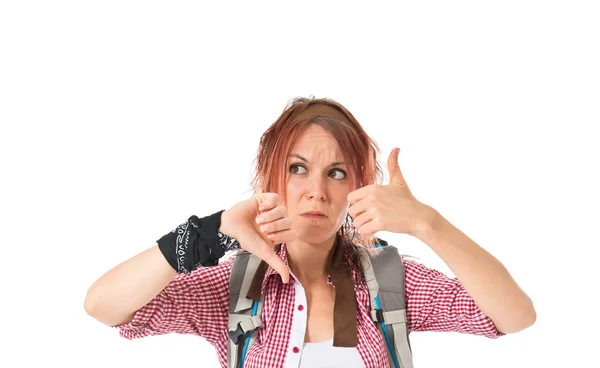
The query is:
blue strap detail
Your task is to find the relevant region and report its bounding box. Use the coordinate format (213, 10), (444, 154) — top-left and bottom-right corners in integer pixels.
(238, 300), (259, 368)
(375, 296), (400, 368)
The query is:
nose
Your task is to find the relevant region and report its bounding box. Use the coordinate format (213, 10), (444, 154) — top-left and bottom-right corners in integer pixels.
(305, 175), (327, 201)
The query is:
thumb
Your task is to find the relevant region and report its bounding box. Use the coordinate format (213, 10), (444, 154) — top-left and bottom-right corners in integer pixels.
(387, 147), (406, 185)
(261, 250), (290, 284)
(250, 231), (290, 284)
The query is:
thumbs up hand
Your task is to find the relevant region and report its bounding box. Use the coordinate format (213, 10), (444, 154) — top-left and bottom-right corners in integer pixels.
(347, 148), (437, 238)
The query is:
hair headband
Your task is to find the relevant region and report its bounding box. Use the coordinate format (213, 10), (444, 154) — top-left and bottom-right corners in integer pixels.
(292, 103), (353, 125)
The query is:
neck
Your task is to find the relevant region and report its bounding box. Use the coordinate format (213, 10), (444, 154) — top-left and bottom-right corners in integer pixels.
(285, 235), (336, 286)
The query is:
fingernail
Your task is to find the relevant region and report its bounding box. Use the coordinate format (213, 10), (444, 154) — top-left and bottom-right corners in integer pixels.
(260, 225), (268, 232)
(256, 216), (264, 224)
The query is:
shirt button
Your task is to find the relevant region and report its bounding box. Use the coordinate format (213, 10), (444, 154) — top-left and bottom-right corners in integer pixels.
(297, 305), (304, 311)
(293, 347), (300, 353)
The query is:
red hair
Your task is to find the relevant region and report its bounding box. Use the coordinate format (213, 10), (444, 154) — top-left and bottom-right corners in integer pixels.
(250, 96), (384, 252)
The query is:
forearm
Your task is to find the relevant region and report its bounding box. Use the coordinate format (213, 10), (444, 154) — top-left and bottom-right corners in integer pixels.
(84, 244), (178, 327)
(415, 207), (536, 334)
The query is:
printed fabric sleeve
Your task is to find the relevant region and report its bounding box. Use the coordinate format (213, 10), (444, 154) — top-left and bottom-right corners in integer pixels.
(113, 256), (235, 345)
(218, 231), (241, 253)
(403, 257), (506, 338)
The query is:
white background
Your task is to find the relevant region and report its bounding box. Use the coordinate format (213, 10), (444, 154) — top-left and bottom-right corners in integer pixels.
(1, 1), (598, 367)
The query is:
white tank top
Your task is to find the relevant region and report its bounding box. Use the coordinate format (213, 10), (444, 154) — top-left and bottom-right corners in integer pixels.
(298, 338), (365, 368)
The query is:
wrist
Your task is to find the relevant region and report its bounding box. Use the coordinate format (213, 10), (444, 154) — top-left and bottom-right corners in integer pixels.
(411, 203), (440, 240)
(218, 209), (234, 237)
(217, 209), (241, 252)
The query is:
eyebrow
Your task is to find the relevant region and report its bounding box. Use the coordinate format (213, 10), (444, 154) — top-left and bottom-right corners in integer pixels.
(288, 153), (345, 167)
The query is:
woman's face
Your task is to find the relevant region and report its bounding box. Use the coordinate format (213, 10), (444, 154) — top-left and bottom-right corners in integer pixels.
(284, 124), (355, 245)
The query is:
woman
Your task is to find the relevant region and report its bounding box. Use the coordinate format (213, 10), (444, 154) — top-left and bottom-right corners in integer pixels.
(84, 97), (536, 368)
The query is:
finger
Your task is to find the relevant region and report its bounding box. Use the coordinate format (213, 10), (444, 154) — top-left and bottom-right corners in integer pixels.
(347, 198), (370, 219)
(347, 185), (372, 206)
(266, 229), (298, 244)
(255, 205), (287, 225)
(352, 209), (375, 230)
(257, 192), (280, 212)
(258, 217), (292, 234)
(387, 147), (406, 185)
(356, 217), (381, 238)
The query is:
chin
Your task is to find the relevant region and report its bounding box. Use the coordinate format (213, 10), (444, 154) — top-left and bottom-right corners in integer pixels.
(295, 228), (337, 245)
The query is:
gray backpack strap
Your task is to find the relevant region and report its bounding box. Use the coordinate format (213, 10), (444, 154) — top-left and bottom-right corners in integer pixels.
(358, 245), (414, 368)
(227, 251), (265, 368)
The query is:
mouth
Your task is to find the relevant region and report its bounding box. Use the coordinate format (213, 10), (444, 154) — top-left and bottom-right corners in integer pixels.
(301, 211), (327, 219)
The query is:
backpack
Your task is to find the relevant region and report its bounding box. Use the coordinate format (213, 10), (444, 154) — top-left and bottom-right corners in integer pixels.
(226, 241), (414, 368)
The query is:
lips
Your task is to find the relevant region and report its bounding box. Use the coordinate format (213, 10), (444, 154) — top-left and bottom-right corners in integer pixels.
(301, 211), (327, 217)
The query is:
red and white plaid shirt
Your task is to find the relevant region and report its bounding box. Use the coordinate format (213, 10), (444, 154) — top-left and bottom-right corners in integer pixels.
(116, 244), (504, 367)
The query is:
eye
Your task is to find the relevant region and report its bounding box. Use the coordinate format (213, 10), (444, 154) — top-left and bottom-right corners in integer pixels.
(289, 164), (347, 180)
(329, 169), (347, 180)
(289, 164), (307, 174)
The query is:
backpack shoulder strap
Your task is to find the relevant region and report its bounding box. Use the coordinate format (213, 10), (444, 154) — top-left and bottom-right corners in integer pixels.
(357, 243), (414, 368)
(227, 251), (265, 368)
